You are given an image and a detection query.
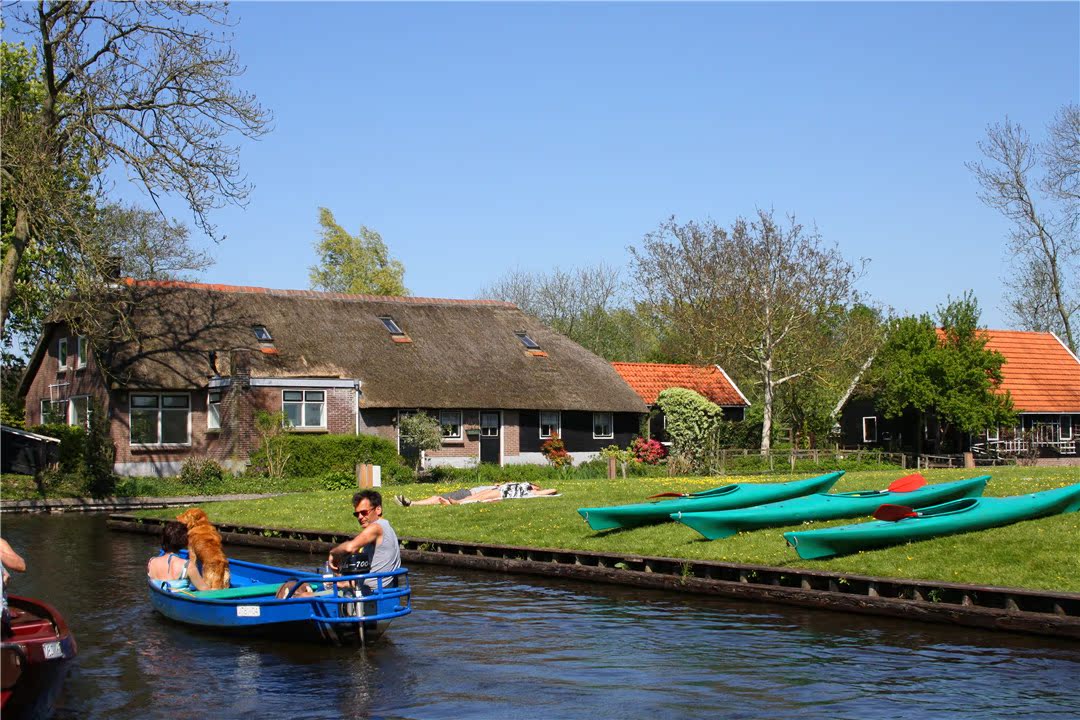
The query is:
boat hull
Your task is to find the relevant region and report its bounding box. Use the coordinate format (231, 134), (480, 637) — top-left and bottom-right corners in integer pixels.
(674, 476), (990, 540)
(577, 471), (844, 531)
(784, 483), (1080, 559)
(1, 595), (78, 720)
(148, 556), (411, 644)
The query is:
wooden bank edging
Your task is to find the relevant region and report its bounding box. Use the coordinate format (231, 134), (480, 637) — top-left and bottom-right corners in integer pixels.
(1, 494), (285, 514)
(106, 514), (1080, 641)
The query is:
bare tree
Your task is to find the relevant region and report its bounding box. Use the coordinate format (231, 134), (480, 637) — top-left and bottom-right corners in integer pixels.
(1, 1), (271, 338)
(968, 105), (1079, 351)
(631, 209), (870, 451)
(481, 263), (654, 360)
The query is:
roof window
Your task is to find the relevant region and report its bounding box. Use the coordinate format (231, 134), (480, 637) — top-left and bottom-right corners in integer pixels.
(379, 316), (405, 335)
(515, 331), (540, 350)
(253, 325), (273, 342)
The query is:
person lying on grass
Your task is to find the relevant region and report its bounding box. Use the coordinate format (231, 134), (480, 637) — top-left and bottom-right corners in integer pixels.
(395, 482), (557, 507)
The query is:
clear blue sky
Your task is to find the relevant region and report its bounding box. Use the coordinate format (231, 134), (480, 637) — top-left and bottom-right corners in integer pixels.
(126, 2), (1079, 329)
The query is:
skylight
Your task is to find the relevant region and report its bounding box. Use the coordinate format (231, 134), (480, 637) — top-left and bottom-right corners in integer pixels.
(379, 316), (404, 335)
(516, 331), (540, 350)
(253, 325), (273, 342)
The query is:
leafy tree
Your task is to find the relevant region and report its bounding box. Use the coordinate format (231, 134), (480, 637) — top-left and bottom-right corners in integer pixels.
(1, 3), (271, 338)
(481, 264), (659, 361)
(968, 104), (1079, 351)
(0, 356), (26, 426)
(309, 208), (407, 296)
(866, 293), (1016, 454)
(632, 209), (871, 451)
(397, 412), (442, 471)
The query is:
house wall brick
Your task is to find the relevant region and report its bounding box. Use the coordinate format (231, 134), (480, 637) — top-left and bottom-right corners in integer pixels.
(22, 324), (111, 428)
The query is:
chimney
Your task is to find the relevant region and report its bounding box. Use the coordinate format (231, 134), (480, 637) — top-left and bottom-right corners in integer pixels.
(230, 348), (251, 389)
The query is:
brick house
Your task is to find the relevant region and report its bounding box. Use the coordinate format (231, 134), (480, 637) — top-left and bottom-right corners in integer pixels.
(839, 330), (1080, 461)
(610, 362), (750, 442)
(19, 280), (647, 476)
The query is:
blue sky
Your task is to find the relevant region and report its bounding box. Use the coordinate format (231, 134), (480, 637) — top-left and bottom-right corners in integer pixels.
(124, 2), (1078, 329)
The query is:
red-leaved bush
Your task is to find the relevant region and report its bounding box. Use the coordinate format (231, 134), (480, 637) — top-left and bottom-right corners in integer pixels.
(631, 436), (667, 464)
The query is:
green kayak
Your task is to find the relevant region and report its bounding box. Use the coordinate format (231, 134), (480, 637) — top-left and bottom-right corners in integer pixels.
(577, 471), (843, 531)
(674, 476), (990, 540)
(784, 482), (1080, 560)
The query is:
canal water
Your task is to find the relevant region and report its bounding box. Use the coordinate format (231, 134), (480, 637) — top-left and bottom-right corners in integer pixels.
(2, 513), (1078, 719)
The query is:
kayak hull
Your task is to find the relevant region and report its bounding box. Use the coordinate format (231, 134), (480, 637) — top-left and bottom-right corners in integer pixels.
(674, 476), (990, 540)
(577, 471), (844, 531)
(784, 483), (1080, 559)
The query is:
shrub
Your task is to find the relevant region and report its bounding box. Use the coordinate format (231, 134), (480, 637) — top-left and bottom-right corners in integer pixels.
(657, 388), (721, 469)
(178, 457), (228, 491)
(249, 433), (414, 483)
(82, 400), (117, 497)
(30, 424), (86, 475)
(631, 436), (667, 464)
(321, 469), (356, 491)
(541, 432), (572, 468)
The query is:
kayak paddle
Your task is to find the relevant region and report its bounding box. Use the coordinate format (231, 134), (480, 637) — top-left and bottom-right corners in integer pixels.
(886, 473), (927, 493)
(873, 504), (919, 521)
(646, 491), (688, 499)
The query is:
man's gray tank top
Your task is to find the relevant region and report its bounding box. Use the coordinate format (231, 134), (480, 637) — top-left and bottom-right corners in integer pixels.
(371, 518), (401, 577)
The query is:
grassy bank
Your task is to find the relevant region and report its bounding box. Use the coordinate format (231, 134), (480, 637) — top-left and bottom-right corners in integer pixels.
(134, 466), (1080, 592)
(0, 473), (322, 501)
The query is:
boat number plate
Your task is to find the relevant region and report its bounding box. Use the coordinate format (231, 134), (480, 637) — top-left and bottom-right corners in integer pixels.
(43, 641), (63, 659)
(237, 606), (261, 618)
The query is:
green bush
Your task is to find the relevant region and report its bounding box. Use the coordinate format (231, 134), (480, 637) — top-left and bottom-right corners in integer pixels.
(30, 424), (86, 475)
(249, 433), (414, 483)
(321, 469), (355, 491)
(178, 457), (228, 491)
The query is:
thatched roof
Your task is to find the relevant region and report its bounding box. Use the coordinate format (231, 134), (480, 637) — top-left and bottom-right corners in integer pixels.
(35, 280), (647, 413)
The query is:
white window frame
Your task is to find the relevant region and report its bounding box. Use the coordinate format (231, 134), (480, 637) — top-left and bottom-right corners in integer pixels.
(379, 316), (405, 335)
(862, 416), (878, 443)
(440, 410), (462, 439)
(57, 338), (68, 373)
(282, 389), (326, 429)
(40, 399), (68, 425)
(592, 412), (614, 440)
(208, 389), (222, 430)
(1062, 416), (1073, 441)
(76, 336), (88, 369)
(68, 395), (90, 429)
(129, 393), (191, 446)
(539, 411), (561, 439)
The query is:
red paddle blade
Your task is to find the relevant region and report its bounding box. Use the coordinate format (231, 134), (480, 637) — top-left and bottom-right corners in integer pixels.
(887, 473), (927, 493)
(647, 492), (688, 499)
(873, 504), (918, 521)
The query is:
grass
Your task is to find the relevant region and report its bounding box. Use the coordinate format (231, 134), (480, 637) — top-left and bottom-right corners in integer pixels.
(131, 466), (1080, 593)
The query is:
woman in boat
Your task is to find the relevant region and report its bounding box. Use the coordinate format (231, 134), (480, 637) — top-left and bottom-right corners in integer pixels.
(147, 521), (208, 591)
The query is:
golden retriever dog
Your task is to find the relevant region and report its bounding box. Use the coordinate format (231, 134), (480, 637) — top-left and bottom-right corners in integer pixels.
(175, 508), (231, 590)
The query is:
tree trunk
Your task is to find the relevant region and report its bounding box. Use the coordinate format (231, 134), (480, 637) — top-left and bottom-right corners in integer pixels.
(0, 207), (31, 338)
(761, 375), (774, 453)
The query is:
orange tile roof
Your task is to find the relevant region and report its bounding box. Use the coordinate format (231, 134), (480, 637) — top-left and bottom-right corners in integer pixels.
(982, 330), (1080, 413)
(611, 362), (749, 407)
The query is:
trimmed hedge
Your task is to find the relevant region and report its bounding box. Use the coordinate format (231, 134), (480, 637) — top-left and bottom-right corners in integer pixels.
(249, 433), (414, 484)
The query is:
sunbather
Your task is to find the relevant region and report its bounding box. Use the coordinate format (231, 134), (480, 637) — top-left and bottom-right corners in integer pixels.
(395, 482), (557, 507)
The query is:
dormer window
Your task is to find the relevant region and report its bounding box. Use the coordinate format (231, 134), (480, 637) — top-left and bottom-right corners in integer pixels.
(380, 316), (404, 335)
(515, 332), (540, 350)
(253, 325), (273, 342)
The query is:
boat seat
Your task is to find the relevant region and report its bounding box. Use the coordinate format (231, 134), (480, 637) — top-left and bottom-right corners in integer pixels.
(192, 583), (284, 600)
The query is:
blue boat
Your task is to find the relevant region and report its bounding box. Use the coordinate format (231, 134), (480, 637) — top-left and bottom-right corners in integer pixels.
(147, 555), (411, 645)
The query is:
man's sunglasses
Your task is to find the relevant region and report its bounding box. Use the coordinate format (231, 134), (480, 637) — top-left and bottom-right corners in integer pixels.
(353, 508), (374, 519)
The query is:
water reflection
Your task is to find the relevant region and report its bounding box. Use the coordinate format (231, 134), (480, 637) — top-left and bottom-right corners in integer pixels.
(2, 514), (1077, 719)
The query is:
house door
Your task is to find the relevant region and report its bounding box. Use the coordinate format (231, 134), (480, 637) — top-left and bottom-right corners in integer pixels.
(479, 411), (501, 465)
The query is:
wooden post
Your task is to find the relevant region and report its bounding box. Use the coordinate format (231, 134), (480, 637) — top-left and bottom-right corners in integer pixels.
(356, 463), (382, 489)
(964, 452), (975, 469)
(607, 456), (616, 480)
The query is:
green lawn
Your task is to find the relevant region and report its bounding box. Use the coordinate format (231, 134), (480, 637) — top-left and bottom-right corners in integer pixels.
(134, 466), (1080, 593)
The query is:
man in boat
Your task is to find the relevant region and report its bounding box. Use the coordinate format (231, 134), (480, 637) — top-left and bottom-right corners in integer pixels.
(327, 490), (401, 591)
(1, 537), (26, 639)
(394, 482), (557, 507)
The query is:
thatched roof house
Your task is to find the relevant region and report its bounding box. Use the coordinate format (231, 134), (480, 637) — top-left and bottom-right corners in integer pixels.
(21, 280), (647, 475)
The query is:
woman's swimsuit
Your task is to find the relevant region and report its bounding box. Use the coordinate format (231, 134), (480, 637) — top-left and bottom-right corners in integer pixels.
(148, 552), (190, 590)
